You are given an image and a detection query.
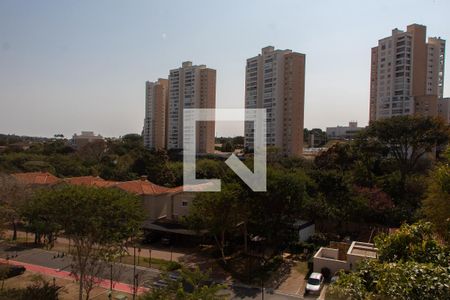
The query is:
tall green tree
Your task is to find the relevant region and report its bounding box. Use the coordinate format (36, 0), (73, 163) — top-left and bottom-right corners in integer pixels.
(187, 183), (242, 263)
(246, 168), (313, 246)
(23, 185), (145, 300)
(0, 173), (31, 240)
(422, 147), (450, 241)
(362, 116), (450, 182)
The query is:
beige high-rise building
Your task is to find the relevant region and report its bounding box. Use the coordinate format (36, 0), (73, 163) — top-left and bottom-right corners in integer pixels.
(143, 78), (169, 150)
(370, 24), (446, 121)
(244, 46), (305, 156)
(167, 61), (216, 153)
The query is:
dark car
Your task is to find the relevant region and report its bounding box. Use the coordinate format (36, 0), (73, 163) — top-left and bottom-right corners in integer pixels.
(0, 263), (26, 279)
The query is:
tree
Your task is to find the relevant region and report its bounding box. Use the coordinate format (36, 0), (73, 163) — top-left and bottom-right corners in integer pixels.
(231, 136), (244, 147)
(0, 276), (62, 300)
(327, 259), (450, 300)
(131, 150), (176, 186)
(374, 221), (449, 266)
(139, 267), (227, 300)
(23, 185), (145, 300)
(306, 170), (369, 226)
(76, 140), (107, 165)
(422, 147), (450, 241)
(0, 173), (31, 240)
(186, 184), (241, 263)
(220, 141), (234, 152)
(195, 159), (227, 180)
(362, 116), (450, 182)
(314, 142), (355, 173)
(352, 135), (389, 187)
(47, 154), (90, 177)
(246, 168), (313, 247)
(21, 276), (62, 300)
(327, 222), (450, 300)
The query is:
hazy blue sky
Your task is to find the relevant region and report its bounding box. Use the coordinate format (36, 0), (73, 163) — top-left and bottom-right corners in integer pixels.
(1, 0), (449, 138)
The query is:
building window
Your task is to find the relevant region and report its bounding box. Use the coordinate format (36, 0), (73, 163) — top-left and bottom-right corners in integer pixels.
(182, 201), (188, 207)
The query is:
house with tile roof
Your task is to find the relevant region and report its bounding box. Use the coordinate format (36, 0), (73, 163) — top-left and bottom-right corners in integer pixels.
(11, 172), (61, 186)
(64, 176), (117, 188)
(11, 172), (203, 237)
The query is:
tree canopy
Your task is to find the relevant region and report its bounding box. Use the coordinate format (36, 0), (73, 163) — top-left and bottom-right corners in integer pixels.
(139, 267), (226, 300)
(327, 222), (450, 300)
(22, 185), (145, 300)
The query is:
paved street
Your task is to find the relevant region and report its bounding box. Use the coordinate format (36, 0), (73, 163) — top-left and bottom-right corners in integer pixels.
(3, 230), (187, 262)
(227, 286), (303, 299)
(0, 245), (160, 288)
(0, 243), (315, 299)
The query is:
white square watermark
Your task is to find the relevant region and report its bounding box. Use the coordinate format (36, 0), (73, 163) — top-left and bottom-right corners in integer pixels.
(183, 108), (267, 192)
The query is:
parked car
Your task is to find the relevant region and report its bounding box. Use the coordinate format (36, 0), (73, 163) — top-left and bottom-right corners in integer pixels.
(305, 272), (324, 294)
(152, 279), (168, 289)
(0, 263), (26, 279)
(168, 271), (181, 281)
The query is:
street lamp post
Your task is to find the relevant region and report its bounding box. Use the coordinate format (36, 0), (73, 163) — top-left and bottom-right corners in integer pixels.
(138, 247), (141, 266)
(108, 263), (113, 300)
(133, 243), (136, 300)
(148, 248), (152, 268)
(261, 279), (264, 300)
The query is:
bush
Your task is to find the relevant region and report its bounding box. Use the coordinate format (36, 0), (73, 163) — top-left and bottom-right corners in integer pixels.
(164, 261), (181, 271)
(0, 280), (62, 300)
(288, 241), (315, 254)
(308, 232), (329, 247)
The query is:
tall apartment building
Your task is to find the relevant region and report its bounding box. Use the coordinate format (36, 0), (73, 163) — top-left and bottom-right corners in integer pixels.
(244, 46), (305, 156)
(143, 78), (168, 150)
(369, 24), (445, 121)
(167, 61), (216, 153)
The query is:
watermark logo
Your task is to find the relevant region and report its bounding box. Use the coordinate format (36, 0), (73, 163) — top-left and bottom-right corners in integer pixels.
(183, 108), (266, 192)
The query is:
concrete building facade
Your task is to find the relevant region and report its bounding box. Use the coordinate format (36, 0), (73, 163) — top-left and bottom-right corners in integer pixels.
(326, 121), (364, 139)
(313, 241), (378, 274)
(143, 79), (169, 150)
(71, 131), (104, 148)
(167, 61), (216, 154)
(370, 24), (446, 121)
(244, 46), (305, 156)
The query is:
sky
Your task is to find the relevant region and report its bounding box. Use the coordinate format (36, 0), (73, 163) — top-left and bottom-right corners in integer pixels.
(0, 0), (449, 138)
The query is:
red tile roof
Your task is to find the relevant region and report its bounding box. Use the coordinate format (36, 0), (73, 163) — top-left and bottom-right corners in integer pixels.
(11, 172), (180, 196)
(115, 179), (173, 196)
(64, 176), (118, 188)
(12, 172), (60, 185)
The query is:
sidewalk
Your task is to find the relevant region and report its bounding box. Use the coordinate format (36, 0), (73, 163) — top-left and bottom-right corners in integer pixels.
(0, 257), (149, 295)
(0, 245), (160, 295)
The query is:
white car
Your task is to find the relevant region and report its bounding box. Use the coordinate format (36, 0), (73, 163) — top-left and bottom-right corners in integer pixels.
(306, 272), (324, 294)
